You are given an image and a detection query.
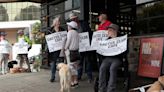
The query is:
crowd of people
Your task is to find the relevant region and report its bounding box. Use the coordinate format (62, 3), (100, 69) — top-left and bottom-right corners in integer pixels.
(47, 12), (122, 92)
(0, 12), (123, 92)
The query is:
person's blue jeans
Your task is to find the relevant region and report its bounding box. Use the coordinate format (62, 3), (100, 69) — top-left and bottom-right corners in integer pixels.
(49, 50), (60, 80)
(50, 61), (57, 80)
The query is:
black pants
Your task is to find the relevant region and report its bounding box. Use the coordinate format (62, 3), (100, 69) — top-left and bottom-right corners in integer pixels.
(78, 52), (93, 80)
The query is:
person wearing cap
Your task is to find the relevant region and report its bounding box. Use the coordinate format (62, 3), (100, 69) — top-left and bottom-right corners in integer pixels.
(68, 12), (93, 82)
(65, 21), (80, 87)
(99, 24), (121, 92)
(17, 29), (32, 72)
(0, 31), (11, 75)
(96, 13), (113, 75)
(46, 16), (65, 82)
(98, 13), (112, 30)
(17, 30), (32, 46)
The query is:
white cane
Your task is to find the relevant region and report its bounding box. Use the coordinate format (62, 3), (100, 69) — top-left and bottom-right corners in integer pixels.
(65, 49), (70, 65)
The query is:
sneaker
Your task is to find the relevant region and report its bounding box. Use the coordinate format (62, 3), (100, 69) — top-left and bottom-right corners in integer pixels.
(50, 79), (55, 83)
(26, 69), (31, 73)
(74, 83), (79, 88)
(71, 84), (75, 88)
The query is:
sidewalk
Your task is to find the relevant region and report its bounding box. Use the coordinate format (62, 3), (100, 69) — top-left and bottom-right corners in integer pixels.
(0, 69), (93, 92)
(0, 69), (126, 92)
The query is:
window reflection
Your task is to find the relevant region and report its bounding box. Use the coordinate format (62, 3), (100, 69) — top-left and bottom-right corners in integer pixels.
(136, 1), (164, 34)
(0, 2), (41, 22)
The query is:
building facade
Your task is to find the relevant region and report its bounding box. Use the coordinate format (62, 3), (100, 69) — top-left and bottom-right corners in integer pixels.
(0, 2), (41, 44)
(40, 0), (164, 90)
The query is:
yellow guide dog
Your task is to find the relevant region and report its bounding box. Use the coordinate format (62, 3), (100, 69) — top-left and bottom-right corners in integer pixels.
(57, 63), (71, 92)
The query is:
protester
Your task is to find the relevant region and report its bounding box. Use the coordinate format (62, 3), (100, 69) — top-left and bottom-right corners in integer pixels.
(68, 12), (93, 82)
(47, 16), (64, 82)
(98, 13), (112, 30)
(99, 24), (121, 92)
(97, 13), (112, 70)
(17, 29), (32, 72)
(65, 21), (80, 87)
(0, 31), (11, 75)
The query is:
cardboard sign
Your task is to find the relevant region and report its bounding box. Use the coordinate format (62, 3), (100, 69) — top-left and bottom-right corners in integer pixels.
(138, 37), (164, 78)
(90, 30), (108, 50)
(96, 35), (127, 56)
(79, 32), (90, 52)
(13, 42), (28, 54)
(28, 44), (42, 58)
(45, 31), (67, 52)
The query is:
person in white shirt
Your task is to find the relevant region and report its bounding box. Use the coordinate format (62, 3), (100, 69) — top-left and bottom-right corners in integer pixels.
(0, 31), (11, 75)
(65, 21), (80, 87)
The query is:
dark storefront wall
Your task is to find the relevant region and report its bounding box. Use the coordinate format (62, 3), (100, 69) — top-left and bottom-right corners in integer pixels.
(128, 0), (164, 90)
(135, 0), (164, 36)
(40, 0), (164, 90)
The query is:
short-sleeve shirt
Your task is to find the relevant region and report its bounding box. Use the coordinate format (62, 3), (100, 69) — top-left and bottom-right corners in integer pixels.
(98, 20), (112, 30)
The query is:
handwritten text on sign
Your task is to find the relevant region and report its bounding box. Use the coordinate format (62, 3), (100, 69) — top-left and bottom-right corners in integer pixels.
(13, 43), (29, 54)
(90, 30), (108, 50)
(45, 31), (67, 52)
(96, 35), (127, 56)
(79, 32), (90, 52)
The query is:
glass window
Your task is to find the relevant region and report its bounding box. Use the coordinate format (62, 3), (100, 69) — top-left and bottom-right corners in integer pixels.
(65, 0), (72, 10)
(73, 0), (80, 8)
(65, 11), (72, 20)
(50, 2), (64, 15)
(17, 3), (23, 9)
(0, 14), (3, 21)
(0, 2), (39, 21)
(12, 3), (17, 9)
(137, 1), (164, 19)
(136, 1), (164, 35)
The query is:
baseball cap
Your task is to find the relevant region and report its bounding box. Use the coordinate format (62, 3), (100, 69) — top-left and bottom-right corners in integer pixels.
(67, 21), (78, 29)
(107, 24), (119, 31)
(17, 29), (24, 34)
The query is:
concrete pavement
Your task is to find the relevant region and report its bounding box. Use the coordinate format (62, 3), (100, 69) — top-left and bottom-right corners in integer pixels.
(0, 69), (127, 92)
(0, 70), (93, 92)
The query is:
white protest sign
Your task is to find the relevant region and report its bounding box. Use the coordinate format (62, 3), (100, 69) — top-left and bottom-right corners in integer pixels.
(28, 44), (42, 58)
(90, 30), (108, 50)
(0, 40), (11, 54)
(96, 34), (127, 56)
(79, 32), (90, 52)
(13, 42), (29, 54)
(45, 31), (67, 52)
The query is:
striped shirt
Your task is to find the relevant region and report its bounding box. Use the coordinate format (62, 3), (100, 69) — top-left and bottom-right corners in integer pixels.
(65, 30), (79, 51)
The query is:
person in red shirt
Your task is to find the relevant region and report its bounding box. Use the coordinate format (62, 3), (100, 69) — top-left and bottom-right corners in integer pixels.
(98, 13), (112, 30)
(97, 13), (112, 67)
